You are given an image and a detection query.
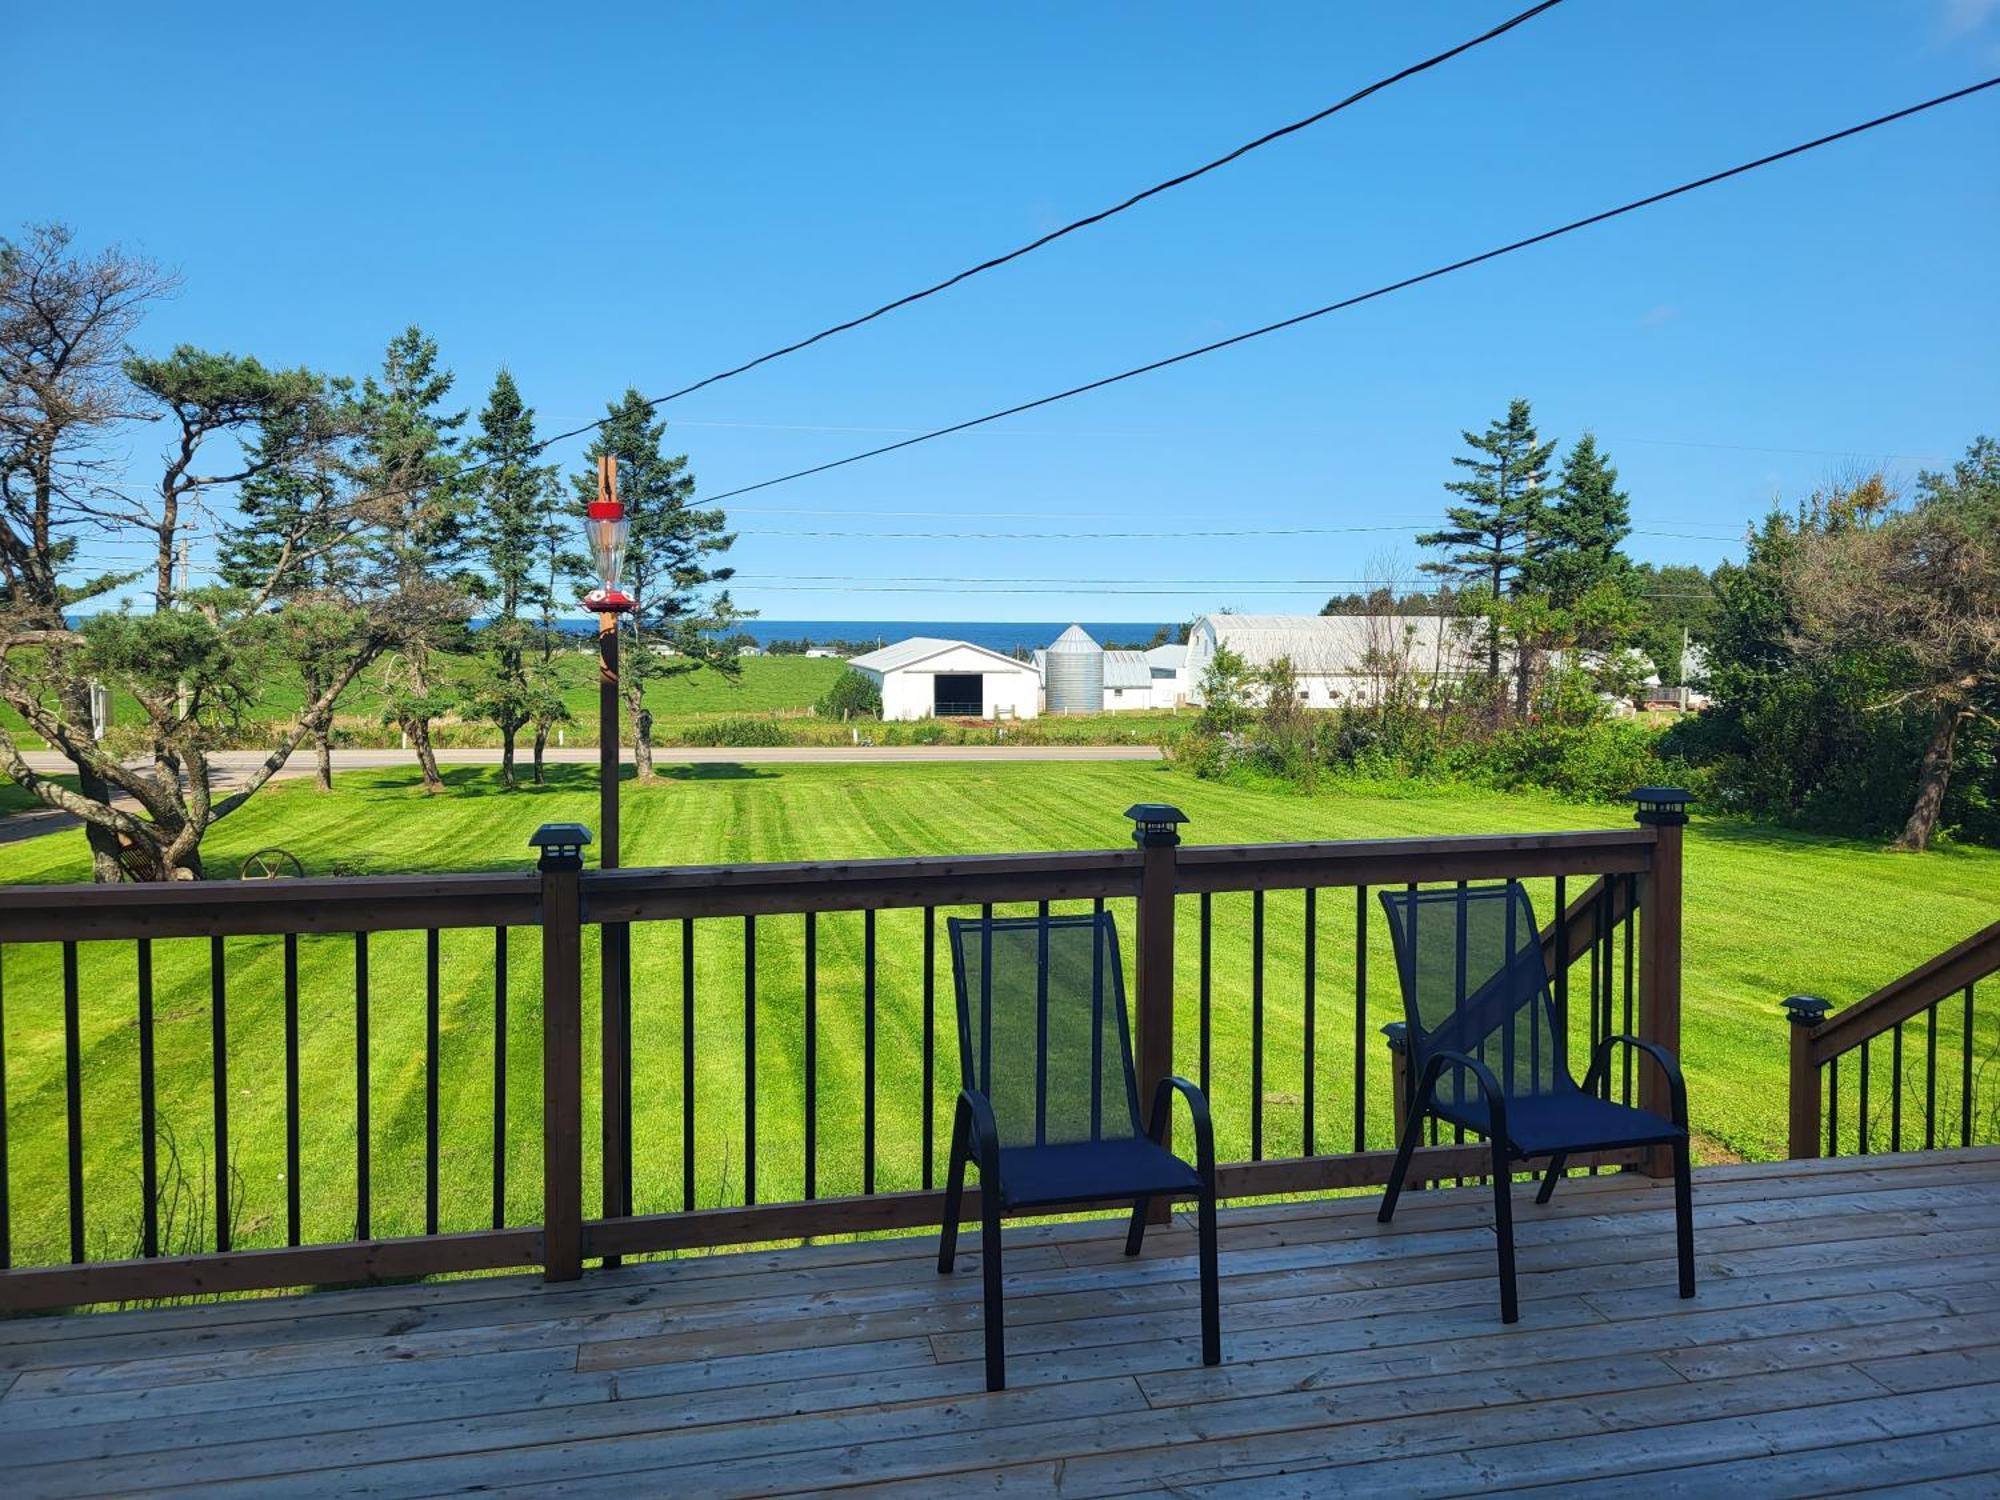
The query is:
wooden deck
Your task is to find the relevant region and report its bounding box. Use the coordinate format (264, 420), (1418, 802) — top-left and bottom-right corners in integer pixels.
(3, 1149), (1998, 1497)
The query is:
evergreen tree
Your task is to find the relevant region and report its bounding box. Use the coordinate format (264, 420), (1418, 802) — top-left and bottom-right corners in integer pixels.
(574, 389), (740, 780)
(1418, 398), (1556, 685)
(354, 326), (471, 795)
(1533, 433), (1632, 608)
(467, 368), (558, 788)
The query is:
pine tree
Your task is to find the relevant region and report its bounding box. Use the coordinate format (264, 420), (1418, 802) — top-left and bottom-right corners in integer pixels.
(354, 326), (470, 795)
(468, 368), (558, 788)
(1418, 398), (1555, 684)
(574, 389), (740, 780)
(1533, 432), (1632, 608)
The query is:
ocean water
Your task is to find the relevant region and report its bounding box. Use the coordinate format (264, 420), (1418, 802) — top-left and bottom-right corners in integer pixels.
(553, 619), (1174, 654)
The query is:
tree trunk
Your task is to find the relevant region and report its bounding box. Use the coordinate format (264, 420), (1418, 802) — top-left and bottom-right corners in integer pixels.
(532, 724), (548, 786)
(410, 717), (445, 794)
(500, 725), (517, 790)
(313, 726), (333, 792)
(624, 678), (655, 782)
(1894, 700), (1963, 852)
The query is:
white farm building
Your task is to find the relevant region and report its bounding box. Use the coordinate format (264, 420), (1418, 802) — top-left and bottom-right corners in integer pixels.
(847, 637), (1040, 721)
(1184, 613), (1477, 708)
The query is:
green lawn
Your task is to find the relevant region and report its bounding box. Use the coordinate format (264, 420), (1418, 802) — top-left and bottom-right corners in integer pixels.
(0, 763), (1993, 1271)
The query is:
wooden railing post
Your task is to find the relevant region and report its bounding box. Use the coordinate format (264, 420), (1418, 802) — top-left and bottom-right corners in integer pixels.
(1632, 788), (1690, 1178)
(1785, 994), (1833, 1159)
(532, 822), (590, 1283)
(1128, 803), (1185, 1223)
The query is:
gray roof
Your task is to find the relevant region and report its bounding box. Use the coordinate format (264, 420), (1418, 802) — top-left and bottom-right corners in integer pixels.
(1102, 650), (1152, 690)
(1048, 624), (1100, 653)
(1197, 613), (1469, 672)
(1144, 644), (1187, 671)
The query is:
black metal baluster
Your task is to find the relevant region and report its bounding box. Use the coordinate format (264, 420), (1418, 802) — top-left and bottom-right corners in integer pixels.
(355, 931), (370, 1240)
(1303, 887), (1316, 1158)
(1621, 874), (1636, 1105)
(1453, 883), (1469, 1180)
(744, 915), (757, 1206)
(681, 918), (695, 1213)
(864, 907), (878, 1194)
(1891, 1020), (1905, 1152)
(1035, 893), (1059, 1145)
(1964, 983), (1977, 1150)
(139, 939), (161, 1258)
(804, 912), (818, 1201)
(1199, 891), (1212, 1099)
(1827, 1055), (1839, 1159)
(1502, 882), (1518, 1097)
(283, 934), (299, 1247)
(1091, 896), (1104, 1140)
(64, 941), (83, 1264)
(426, 929), (440, 1236)
(1548, 874), (1565, 1094)
(922, 907), (936, 1190)
(1848, 1032), (1864, 1160)
(1354, 884), (1367, 1154)
(211, 936), (229, 1254)
(1926, 1001), (1939, 1151)
(0, 948), (8, 1270)
(1251, 889), (1265, 1162)
(492, 926), (507, 1231)
(979, 903), (993, 1093)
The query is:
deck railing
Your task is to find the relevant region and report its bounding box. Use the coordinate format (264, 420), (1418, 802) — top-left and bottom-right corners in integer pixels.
(0, 797), (1684, 1312)
(1785, 919), (2000, 1160)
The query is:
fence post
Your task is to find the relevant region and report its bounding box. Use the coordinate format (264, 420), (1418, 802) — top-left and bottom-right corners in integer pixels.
(1784, 994), (1832, 1159)
(1632, 788), (1690, 1178)
(1128, 803), (1185, 1224)
(533, 822), (590, 1283)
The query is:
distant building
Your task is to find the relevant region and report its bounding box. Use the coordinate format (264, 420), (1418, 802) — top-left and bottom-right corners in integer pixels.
(1143, 643), (1188, 709)
(1184, 613), (1475, 708)
(803, 646), (845, 659)
(848, 637), (1040, 721)
(1101, 650), (1152, 711)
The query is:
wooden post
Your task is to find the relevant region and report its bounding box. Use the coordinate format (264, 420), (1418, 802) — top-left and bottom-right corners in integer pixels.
(533, 823), (589, 1283)
(1127, 803), (1185, 1225)
(1785, 995), (1833, 1159)
(1633, 788), (1689, 1179)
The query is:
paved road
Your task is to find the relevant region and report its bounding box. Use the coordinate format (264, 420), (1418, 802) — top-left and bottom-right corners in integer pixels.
(2, 743), (1163, 846)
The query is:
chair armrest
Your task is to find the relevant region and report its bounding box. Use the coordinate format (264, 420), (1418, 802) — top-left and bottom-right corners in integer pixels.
(955, 1089), (1003, 1180)
(1584, 1034), (1688, 1126)
(1147, 1075), (1216, 1178)
(1415, 1046), (1511, 1144)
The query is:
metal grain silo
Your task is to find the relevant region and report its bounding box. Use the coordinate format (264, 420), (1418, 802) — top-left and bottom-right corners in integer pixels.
(1044, 624), (1103, 714)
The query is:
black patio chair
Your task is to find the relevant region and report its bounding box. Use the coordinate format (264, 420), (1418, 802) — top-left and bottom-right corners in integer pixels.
(1377, 882), (1694, 1323)
(938, 910), (1220, 1391)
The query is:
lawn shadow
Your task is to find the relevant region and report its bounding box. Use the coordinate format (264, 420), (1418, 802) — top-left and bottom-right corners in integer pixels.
(659, 762), (783, 782)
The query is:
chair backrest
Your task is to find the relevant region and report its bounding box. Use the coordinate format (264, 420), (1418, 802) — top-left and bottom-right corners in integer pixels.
(1377, 882), (1574, 1111)
(947, 911), (1144, 1151)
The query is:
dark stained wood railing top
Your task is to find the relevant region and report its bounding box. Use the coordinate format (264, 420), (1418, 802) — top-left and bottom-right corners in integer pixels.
(1803, 919), (2000, 1062)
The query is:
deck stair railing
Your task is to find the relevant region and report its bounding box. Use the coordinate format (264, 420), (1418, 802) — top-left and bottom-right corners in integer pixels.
(1785, 920), (2000, 1160)
(0, 794), (1686, 1312)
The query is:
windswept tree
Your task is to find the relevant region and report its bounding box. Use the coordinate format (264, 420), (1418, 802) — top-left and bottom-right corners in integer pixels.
(354, 327), (472, 795)
(1419, 398), (1556, 692)
(575, 389), (740, 780)
(1789, 443), (2000, 850)
(467, 369), (559, 788)
(0, 224), (379, 878)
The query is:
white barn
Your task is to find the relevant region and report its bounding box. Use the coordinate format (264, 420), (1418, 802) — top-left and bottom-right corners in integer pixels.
(1101, 650), (1152, 711)
(848, 637), (1041, 721)
(1144, 643), (1189, 709)
(1184, 614), (1476, 709)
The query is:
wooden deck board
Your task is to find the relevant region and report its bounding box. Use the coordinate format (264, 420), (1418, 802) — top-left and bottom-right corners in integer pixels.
(0, 1150), (1995, 1497)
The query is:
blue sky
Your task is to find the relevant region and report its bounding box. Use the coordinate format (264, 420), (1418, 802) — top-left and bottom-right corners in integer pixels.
(14, 1), (2000, 622)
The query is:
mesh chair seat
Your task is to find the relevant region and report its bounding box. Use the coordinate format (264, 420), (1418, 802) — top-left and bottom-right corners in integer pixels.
(996, 1137), (1203, 1209)
(1435, 1083), (1687, 1159)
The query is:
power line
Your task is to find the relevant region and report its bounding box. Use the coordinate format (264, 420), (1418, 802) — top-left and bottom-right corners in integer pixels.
(699, 77), (2000, 506)
(513, 2), (1568, 465)
(730, 523), (1744, 542)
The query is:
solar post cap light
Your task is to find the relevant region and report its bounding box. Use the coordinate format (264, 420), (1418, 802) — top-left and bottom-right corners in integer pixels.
(583, 455), (635, 614)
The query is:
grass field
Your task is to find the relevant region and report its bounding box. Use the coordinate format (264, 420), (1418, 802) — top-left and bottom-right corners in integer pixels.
(0, 762), (1993, 1271)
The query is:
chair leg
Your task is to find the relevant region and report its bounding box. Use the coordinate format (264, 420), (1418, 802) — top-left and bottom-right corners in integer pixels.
(1535, 1152), (1568, 1206)
(1673, 1135), (1696, 1300)
(1196, 1179), (1221, 1367)
(937, 1111), (968, 1274)
(980, 1189), (1006, 1392)
(1124, 1196), (1150, 1257)
(1490, 1138), (1519, 1325)
(1378, 1107), (1426, 1223)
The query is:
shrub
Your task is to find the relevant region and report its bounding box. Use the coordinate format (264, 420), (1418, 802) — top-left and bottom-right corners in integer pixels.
(817, 670), (882, 719)
(678, 716), (793, 748)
